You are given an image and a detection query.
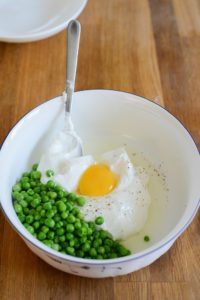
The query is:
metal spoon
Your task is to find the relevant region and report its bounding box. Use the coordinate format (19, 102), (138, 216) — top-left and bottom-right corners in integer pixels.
(63, 20), (82, 156)
(65, 19), (81, 113)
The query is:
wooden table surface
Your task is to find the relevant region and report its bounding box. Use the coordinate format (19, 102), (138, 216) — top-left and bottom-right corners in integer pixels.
(0, 0), (199, 299)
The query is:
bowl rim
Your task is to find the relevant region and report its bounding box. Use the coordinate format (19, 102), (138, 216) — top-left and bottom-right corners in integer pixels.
(0, 89), (199, 266)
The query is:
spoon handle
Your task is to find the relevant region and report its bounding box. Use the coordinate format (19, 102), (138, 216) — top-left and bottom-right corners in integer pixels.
(65, 20), (81, 113)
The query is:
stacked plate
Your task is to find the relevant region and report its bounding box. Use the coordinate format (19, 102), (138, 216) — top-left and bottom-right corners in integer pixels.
(0, 0), (87, 42)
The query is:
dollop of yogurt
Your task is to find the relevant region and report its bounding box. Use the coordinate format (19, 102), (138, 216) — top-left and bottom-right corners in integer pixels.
(38, 108), (82, 184)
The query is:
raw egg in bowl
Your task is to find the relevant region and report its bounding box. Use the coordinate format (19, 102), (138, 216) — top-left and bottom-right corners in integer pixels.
(0, 89), (199, 278)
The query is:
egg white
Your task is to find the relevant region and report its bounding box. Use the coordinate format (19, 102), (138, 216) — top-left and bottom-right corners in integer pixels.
(39, 148), (151, 240)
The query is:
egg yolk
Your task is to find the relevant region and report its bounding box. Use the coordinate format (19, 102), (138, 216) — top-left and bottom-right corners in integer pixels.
(77, 164), (118, 196)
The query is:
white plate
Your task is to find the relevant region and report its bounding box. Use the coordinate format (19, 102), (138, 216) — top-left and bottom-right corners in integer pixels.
(0, 0), (87, 42)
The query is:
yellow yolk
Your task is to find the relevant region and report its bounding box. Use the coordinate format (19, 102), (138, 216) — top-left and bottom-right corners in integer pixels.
(77, 164), (118, 196)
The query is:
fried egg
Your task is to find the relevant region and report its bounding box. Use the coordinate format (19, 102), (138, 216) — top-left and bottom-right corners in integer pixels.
(39, 146), (151, 240)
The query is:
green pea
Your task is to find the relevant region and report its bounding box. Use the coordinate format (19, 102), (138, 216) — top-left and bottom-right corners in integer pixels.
(66, 246), (75, 256)
(76, 250), (84, 258)
(21, 177), (29, 183)
(26, 215), (34, 224)
(55, 221), (63, 229)
(109, 253), (118, 259)
(71, 207), (80, 216)
(54, 215), (61, 222)
(34, 213), (40, 221)
(49, 191), (57, 199)
(57, 201), (66, 212)
(95, 216), (104, 225)
(104, 245), (111, 253)
(56, 228), (65, 236)
(46, 211), (55, 218)
(37, 232), (46, 241)
(15, 193), (24, 202)
(31, 170), (41, 180)
(144, 235), (150, 242)
(34, 187), (41, 194)
(43, 202), (52, 210)
(22, 172), (30, 177)
(97, 246), (105, 255)
(36, 205), (42, 212)
(39, 184), (45, 191)
(61, 211), (68, 219)
(12, 191), (20, 200)
(30, 181), (36, 188)
(80, 236), (87, 244)
(67, 214), (76, 223)
(47, 231), (55, 240)
(66, 233), (74, 240)
(43, 240), (53, 247)
(18, 213), (26, 223)
(88, 221), (96, 231)
(33, 221), (40, 230)
(82, 242), (90, 252)
(46, 170), (54, 177)
(59, 235), (66, 242)
(69, 239), (75, 247)
(89, 248), (97, 257)
(57, 191), (64, 198)
(76, 196), (86, 207)
(93, 239), (100, 249)
(26, 225), (34, 234)
(46, 180), (55, 189)
(27, 189), (34, 196)
(32, 163), (39, 171)
(99, 230), (110, 240)
(54, 236), (59, 244)
(30, 198), (40, 208)
(66, 202), (73, 211)
(117, 245), (131, 256)
(104, 239), (113, 247)
(73, 238), (80, 249)
(78, 226), (87, 236)
(76, 212), (84, 220)
(62, 191), (69, 197)
(74, 221), (81, 230)
(44, 218), (55, 228)
(21, 190), (28, 197)
(18, 199), (27, 208)
(68, 193), (77, 202)
(14, 203), (22, 213)
(40, 209), (46, 217)
(66, 224), (74, 233)
(51, 243), (59, 251)
(55, 185), (64, 192)
(41, 195), (49, 203)
(23, 207), (30, 215)
(12, 183), (22, 192)
(22, 182), (31, 190)
(28, 209), (35, 215)
(87, 228), (93, 236)
(41, 226), (49, 234)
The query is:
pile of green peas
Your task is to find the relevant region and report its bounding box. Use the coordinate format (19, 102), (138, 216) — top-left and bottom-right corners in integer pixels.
(12, 164), (131, 259)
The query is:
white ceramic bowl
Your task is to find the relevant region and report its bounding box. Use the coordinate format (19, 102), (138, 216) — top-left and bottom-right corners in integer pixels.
(0, 90), (199, 278)
(0, 0), (87, 42)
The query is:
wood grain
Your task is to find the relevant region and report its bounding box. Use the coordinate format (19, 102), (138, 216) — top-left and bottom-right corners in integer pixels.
(0, 0), (199, 299)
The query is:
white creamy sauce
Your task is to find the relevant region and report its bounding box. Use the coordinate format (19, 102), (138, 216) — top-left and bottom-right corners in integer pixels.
(38, 122), (151, 241)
